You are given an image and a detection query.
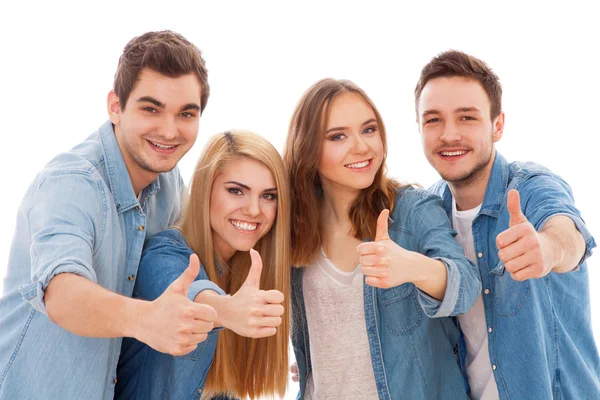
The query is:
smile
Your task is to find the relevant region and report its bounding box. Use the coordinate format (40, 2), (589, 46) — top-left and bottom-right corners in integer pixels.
(230, 219), (258, 232)
(148, 140), (176, 150)
(439, 150), (468, 157)
(345, 159), (372, 169)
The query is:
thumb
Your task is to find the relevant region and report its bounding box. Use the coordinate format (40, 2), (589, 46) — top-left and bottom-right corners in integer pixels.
(507, 189), (527, 227)
(375, 209), (390, 242)
(243, 248), (263, 288)
(168, 253), (200, 296)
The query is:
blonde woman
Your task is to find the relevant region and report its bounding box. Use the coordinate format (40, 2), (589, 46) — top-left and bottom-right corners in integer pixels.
(116, 131), (290, 400)
(285, 79), (481, 399)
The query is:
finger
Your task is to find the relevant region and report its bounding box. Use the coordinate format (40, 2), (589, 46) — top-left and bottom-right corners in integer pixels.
(262, 289), (284, 304)
(503, 251), (539, 274)
(511, 263), (546, 281)
(507, 189), (527, 227)
(251, 326), (277, 338)
(260, 304), (285, 317)
(375, 209), (390, 241)
(359, 254), (386, 267)
(187, 332), (210, 344)
(243, 248), (263, 288)
(361, 266), (388, 278)
(192, 303), (218, 322)
(292, 375), (299, 383)
(189, 320), (215, 335)
(357, 241), (383, 256)
(365, 276), (384, 287)
(498, 234), (538, 263)
(255, 316), (283, 328)
(496, 223), (531, 249)
(168, 254), (200, 295)
(290, 363), (299, 374)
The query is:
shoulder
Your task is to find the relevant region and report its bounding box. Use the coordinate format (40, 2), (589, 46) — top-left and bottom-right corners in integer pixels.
(427, 179), (448, 198)
(144, 229), (191, 255)
(507, 160), (572, 196)
(394, 185), (442, 210)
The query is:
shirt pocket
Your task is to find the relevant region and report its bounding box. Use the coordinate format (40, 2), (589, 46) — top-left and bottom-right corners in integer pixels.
(490, 260), (531, 317)
(377, 283), (423, 335)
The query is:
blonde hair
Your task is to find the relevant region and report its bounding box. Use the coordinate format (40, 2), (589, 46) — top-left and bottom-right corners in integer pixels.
(178, 130), (290, 398)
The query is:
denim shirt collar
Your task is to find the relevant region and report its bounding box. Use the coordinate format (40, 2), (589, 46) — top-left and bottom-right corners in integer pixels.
(440, 150), (509, 219)
(98, 120), (161, 214)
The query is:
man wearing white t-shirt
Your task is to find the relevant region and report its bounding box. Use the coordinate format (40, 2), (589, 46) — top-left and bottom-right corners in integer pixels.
(416, 50), (599, 399)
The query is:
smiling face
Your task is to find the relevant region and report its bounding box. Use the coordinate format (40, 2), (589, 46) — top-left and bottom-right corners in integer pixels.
(317, 92), (384, 196)
(210, 157), (278, 261)
(418, 76), (504, 187)
(108, 68), (202, 192)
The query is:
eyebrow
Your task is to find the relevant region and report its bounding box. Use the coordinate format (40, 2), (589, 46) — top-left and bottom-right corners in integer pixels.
(224, 181), (277, 192)
(325, 118), (377, 134)
(137, 96), (201, 112)
(422, 106), (482, 117)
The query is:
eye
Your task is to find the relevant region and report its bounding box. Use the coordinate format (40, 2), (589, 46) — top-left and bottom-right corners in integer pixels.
(460, 116), (476, 121)
(329, 133), (345, 141)
(363, 126), (377, 134)
(143, 107), (158, 113)
(262, 192), (278, 201)
(227, 187), (243, 196)
(425, 118), (439, 124)
(181, 111), (197, 119)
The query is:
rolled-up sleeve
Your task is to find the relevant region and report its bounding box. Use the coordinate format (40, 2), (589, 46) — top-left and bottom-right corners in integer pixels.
(19, 171), (106, 315)
(408, 191), (481, 317)
(518, 174), (596, 268)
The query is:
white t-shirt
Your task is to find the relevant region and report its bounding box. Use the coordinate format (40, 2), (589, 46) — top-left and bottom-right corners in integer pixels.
(452, 200), (500, 400)
(302, 249), (379, 400)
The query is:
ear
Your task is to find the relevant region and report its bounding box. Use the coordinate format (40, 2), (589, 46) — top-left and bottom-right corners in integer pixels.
(492, 112), (505, 143)
(107, 90), (122, 125)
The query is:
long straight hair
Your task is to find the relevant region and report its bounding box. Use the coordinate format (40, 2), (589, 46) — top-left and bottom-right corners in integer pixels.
(178, 130), (290, 398)
(284, 78), (404, 266)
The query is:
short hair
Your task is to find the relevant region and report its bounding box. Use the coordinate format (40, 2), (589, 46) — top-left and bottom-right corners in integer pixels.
(415, 50), (502, 120)
(113, 30), (209, 112)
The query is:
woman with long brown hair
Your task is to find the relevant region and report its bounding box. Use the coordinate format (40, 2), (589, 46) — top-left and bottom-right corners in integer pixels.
(116, 130), (290, 399)
(285, 79), (481, 399)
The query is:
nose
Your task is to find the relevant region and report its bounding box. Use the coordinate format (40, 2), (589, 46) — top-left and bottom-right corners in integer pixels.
(439, 121), (461, 143)
(243, 196), (261, 218)
(160, 115), (178, 140)
(351, 134), (369, 154)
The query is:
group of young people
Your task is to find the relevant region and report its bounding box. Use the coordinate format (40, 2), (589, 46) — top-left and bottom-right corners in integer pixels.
(0, 30), (597, 400)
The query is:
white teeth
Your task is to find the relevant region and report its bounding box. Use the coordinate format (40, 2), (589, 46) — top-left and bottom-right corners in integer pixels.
(150, 141), (175, 149)
(345, 160), (370, 168)
(441, 151), (467, 157)
(230, 220), (257, 232)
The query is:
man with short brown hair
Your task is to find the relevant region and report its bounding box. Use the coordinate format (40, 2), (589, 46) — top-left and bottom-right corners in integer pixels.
(0, 31), (218, 399)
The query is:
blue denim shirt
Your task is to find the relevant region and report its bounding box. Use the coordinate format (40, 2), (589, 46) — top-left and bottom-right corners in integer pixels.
(291, 186), (482, 400)
(430, 152), (599, 399)
(116, 229), (226, 400)
(0, 121), (184, 400)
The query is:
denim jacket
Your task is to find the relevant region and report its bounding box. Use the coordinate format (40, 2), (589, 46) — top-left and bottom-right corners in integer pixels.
(0, 121), (184, 399)
(291, 186), (482, 399)
(430, 151), (599, 399)
(116, 229), (226, 400)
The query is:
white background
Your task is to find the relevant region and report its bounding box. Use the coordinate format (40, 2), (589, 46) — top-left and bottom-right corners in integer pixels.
(1, 1), (598, 398)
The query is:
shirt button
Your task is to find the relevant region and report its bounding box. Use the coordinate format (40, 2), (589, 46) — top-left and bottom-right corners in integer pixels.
(488, 327), (493, 333)
(492, 364), (497, 371)
(113, 377), (117, 385)
(484, 288), (490, 295)
(138, 225), (144, 231)
(128, 275), (135, 281)
(477, 252), (483, 258)
(135, 206), (140, 211)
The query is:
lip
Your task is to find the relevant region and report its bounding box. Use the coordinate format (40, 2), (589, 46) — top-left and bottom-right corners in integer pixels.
(229, 219), (260, 234)
(437, 149), (470, 161)
(146, 139), (179, 155)
(344, 158), (373, 171)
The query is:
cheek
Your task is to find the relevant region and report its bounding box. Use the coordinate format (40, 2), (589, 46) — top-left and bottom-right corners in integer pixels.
(318, 144), (343, 174)
(262, 204), (278, 231)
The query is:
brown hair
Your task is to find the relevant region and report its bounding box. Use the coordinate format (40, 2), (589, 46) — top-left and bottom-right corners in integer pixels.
(178, 130), (290, 399)
(414, 50), (502, 120)
(113, 30), (210, 112)
(284, 78), (402, 266)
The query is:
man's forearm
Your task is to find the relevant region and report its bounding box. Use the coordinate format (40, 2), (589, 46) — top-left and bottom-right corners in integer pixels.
(45, 273), (149, 338)
(541, 215), (586, 273)
(194, 290), (228, 328)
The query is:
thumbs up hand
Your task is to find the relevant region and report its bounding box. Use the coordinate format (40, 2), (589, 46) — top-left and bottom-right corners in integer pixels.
(220, 249), (285, 338)
(357, 209), (414, 289)
(137, 254), (218, 356)
(496, 189), (554, 281)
